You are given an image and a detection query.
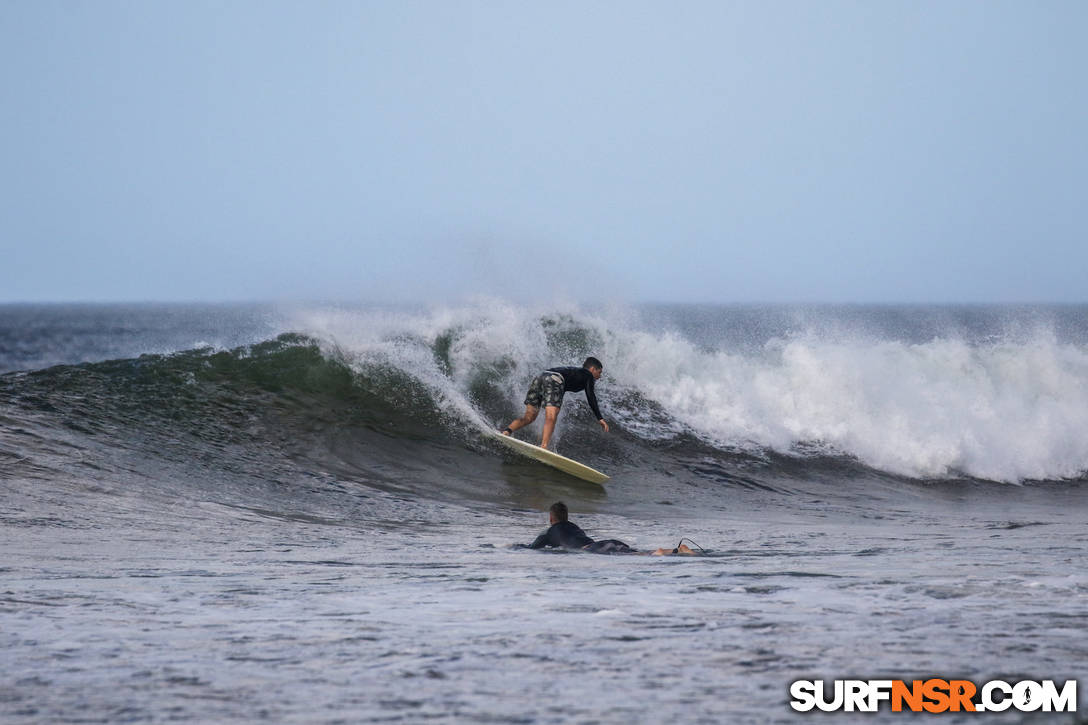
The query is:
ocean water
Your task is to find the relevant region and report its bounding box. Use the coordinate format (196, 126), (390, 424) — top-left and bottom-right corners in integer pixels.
(1, 301), (1086, 723)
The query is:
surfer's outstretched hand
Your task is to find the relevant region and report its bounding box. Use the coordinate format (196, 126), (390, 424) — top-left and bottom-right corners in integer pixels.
(599, 419), (610, 433)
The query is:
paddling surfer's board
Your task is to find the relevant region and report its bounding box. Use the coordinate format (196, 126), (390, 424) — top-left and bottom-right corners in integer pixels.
(489, 431), (609, 485)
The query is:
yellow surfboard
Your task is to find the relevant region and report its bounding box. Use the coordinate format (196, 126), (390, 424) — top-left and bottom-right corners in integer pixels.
(490, 431), (609, 485)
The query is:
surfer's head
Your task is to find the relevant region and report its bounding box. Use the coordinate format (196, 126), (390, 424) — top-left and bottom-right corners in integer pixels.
(583, 357), (603, 380)
(549, 501), (569, 524)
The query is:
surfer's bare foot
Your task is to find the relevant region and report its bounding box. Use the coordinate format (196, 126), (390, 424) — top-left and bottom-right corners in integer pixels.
(650, 544), (698, 556)
(501, 428), (512, 436)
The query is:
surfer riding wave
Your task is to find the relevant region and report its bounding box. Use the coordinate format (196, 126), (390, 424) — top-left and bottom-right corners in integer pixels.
(502, 357), (609, 450)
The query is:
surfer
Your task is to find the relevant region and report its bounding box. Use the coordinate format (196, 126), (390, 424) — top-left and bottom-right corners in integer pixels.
(501, 357), (609, 450)
(529, 501), (633, 553)
(529, 502), (698, 556)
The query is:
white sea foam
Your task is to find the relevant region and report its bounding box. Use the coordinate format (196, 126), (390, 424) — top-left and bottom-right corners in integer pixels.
(622, 328), (1088, 482)
(289, 301), (1088, 483)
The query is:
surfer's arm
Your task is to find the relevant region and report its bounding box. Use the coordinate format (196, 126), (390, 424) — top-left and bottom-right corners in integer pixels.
(584, 377), (604, 423)
(529, 532), (550, 549)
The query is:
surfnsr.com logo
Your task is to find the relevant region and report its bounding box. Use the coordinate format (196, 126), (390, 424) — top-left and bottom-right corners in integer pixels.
(790, 679), (1077, 713)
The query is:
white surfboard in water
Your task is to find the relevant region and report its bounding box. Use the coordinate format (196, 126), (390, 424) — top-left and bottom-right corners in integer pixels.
(489, 431), (609, 485)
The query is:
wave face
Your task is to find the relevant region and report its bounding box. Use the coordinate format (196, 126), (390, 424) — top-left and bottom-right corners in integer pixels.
(3, 302), (1088, 509)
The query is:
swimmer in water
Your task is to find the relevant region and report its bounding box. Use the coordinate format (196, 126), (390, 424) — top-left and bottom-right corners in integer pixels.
(528, 502), (699, 556)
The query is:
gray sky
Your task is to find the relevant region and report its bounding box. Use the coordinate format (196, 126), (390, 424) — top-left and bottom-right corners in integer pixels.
(2, 1), (1086, 304)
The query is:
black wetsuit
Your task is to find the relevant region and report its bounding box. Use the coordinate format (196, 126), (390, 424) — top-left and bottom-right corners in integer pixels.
(530, 521), (633, 554)
(546, 367), (604, 421)
(530, 521), (593, 549)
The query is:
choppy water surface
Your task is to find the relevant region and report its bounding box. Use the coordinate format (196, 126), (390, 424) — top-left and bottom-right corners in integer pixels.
(2, 302), (1086, 723)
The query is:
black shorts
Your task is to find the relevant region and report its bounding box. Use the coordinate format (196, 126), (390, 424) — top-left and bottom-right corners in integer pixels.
(524, 372), (565, 409)
(585, 539), (634, 554)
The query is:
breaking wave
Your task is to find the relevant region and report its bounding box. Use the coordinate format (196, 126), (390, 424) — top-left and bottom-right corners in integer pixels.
(3, 301), (1088, 499)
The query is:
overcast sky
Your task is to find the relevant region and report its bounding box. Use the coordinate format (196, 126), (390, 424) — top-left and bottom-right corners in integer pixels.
(2, 1), (1085, 304)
